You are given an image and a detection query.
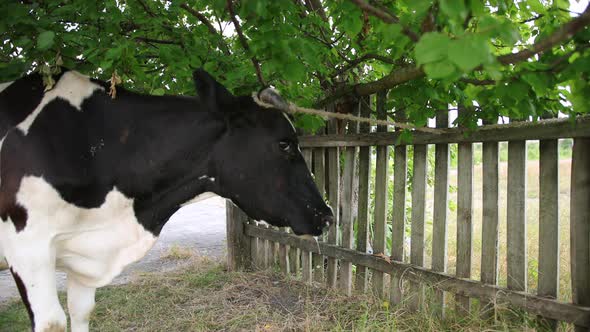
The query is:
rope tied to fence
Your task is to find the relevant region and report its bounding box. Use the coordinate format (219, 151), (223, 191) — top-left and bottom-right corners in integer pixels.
(252, 93), (441, 134)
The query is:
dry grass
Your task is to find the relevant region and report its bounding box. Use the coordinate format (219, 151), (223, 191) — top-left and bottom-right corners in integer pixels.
(0, 257), (559, 332)
(161, 244), (196, 260)
(0, 259), (7, 271)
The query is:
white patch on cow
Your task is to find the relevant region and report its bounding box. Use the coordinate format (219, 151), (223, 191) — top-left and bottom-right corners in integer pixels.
(0, 81), (14, 94)
(0, 176), (157, 289)
(17, 71), (104, 135)
(181, 191), (217, 206)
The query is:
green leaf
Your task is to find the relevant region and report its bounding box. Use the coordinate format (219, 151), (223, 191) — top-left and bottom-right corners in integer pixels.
(448, 35), (491, 72)
(37, 31), (55, 50)
(522, 73), (550, 95)
(152, 88), (165, 96)
(415, 32), (451, 65)
(440, 0), (468, 20)
(527, 0), (545, 13)
(423, 60), (457, 79)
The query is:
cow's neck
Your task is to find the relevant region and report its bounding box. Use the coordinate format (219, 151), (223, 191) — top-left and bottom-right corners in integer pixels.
(109, 93), (227, 234)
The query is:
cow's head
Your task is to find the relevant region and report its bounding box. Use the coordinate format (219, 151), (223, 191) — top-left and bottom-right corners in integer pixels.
(194, 69), (333, 236)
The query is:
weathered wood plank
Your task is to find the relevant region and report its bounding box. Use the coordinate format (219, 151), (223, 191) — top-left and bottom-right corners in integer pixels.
(312, 147), (326, 282)
(537, 139), (559, 330)
(372, 91), (389, 298)
(226, 202), (252, 271)
(432, 110), (449, 317)
(456, 140), (474, 314)
(390, 109), (408, 305)
(299, 116), (590, 147)
(409, 144), (427, 310)
(326, 118), (340, 288)
(570, 138), (590, 332)
(279, 228), (290, 275)
(355, 97), (371, 293)
(250, 235), (260, 269)
(299, 148), (314, 281)
(245, 225), (590, 328)
(340, 114), (358, 294)
(481, 137), (500, 319)
(507, 140), (527, 292)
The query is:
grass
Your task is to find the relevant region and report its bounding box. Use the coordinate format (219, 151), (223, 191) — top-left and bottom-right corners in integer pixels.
(0, 257), (556, 332)
(161, 244), (196, 260)
(0, 260), (7, 271)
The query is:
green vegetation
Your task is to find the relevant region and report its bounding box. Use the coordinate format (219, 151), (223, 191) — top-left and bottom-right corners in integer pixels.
(0, 258), (568, 331)
(1, 1), (589, 132)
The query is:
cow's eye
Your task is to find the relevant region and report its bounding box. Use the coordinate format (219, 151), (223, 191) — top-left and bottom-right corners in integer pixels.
(279, 141), (291, 152)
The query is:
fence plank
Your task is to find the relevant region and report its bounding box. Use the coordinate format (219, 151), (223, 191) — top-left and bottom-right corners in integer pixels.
(326, 117), (340, 288)
(246, 225), (590, 328)
(299, 148), (314, 282)
(312, 147), (326, 282)
(372, 91), (389, 298)
(507, 140), (527, 292)
(570, 138), (590, 332)
(390, 110), (407, 305)
(481, 134), (500, 319)
(538, 138), (559, 330)
(279, 228), (290, 275)
(340, 111), (358, 294)
(409, 144), (427, 310)
(432, 110), (449, 317)
(226, 202), (251, 271)
(456, 139), (474, 314)
(355, 97), (371, 293)
(299, 116), (590, 147)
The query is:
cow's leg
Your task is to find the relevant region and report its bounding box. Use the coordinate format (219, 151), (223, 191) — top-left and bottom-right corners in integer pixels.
(8, 248), (66, 332)
(66, 276), (96, 332)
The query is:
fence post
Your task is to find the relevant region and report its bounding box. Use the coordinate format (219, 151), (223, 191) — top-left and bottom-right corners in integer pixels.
(372, 91), (389, 298)
(537, 125), (559, 330)
(456, 105), (474, 314)
(326, 104), (340, 288)
(432, 108), (450, 317)
(226, 201), (252, 271)
(570, 138), (590, 332)
(301, 148), (314, 283)
(355, 96), (372, 293)
(390, 108), (407, 305)
(312, 147), (327, 282)
(481, 118), (500, 320)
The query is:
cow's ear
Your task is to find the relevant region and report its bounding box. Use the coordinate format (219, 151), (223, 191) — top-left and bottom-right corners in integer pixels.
(193, 69), (234, 109)
(258, 87), (288, 110)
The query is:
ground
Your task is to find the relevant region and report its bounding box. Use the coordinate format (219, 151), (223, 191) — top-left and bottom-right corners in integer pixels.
(1, 256), (557, 332)
(0, 196), (227, 305)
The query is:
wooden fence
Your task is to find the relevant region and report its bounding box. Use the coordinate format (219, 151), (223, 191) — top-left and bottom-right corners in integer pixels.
(226, 96), (590, 330)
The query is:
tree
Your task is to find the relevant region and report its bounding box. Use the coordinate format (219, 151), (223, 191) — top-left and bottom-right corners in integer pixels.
(1, 0), (589, 131)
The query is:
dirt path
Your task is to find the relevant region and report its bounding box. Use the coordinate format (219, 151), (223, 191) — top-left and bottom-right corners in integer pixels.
(0, 196), (227, 305)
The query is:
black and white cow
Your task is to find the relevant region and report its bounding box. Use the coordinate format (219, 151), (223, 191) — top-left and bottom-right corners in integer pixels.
(0, 69), (333, 332)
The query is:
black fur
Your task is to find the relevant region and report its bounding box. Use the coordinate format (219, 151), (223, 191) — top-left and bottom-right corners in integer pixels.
(0, 70), (333, 236)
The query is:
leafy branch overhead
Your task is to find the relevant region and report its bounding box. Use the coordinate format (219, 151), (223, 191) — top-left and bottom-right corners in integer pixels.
(1, 0), (590, 130)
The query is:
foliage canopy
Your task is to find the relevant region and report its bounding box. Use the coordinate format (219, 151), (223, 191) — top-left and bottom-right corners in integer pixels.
(1, 0), (589, 130)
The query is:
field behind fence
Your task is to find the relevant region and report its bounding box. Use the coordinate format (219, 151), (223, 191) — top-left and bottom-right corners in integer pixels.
(226, 95), (590, 331)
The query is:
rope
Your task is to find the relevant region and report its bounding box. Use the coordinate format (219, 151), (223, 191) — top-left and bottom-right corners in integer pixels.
(252, 93), (440, 133)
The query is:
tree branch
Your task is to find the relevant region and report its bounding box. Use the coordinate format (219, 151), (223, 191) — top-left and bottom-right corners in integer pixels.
(317, 3), (590, 107)
(226, 0), (266, 86)
(133, 37), (182, 46)
(350, 0), (419, 42)
(331, 53), (396, 77)
(180, 3), (231, 56)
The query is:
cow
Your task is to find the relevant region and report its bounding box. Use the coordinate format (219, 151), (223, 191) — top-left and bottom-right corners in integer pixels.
(0, 69), (333, 332)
